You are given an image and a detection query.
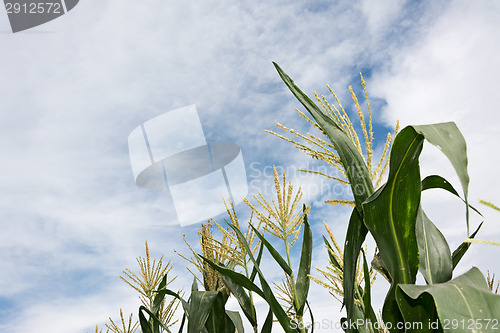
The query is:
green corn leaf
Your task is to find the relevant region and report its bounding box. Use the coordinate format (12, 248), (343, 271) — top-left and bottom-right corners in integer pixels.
(187, 291), (219, 333)
(274, 62), (374, 333)
(261, 309), (274, 333)
(216, 269), (258, 327)
(323, 236), (341, 271)
(422, 175), (482, 217)
(398, 267), (500, 333)
(306, 301), (314, 333)
(192, 277), (199, 292)
(249, 223), (292, 276)
(452, 222), (483, 269)
(226, 311), (244, 333)
(416, 207), (453, 284)
(200, 255), (264, 299)
(344, 207), (368, 331)
(412, 123), (470, 233)
(205, 291), (228, 333)
(139, 305), (172, 333)
(220, 275), (257, 327)
(295, 205), (312, 316)
(250, 241), (264, 283)
(273, 62), (373, 210)
(228, 223), (299, 333)
(395, 288), (437, 333)
(363, 126), (424, 329)
(361, 249), (377, 326)
(139, 306), (153, 333)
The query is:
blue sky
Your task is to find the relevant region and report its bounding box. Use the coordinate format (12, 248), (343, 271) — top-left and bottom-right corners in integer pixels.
(1, 1), (500, 332)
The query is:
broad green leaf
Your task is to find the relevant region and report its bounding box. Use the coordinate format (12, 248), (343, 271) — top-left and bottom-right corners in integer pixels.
(228, 223), (299, 333)
(363, 126), (424, 329)
(395, 288), (438, 333)
(188, 291), (219, 333)
(452, 222), (483, 269)
(295, 205), (312, 316)
(205, 291), (227, 333)
(412, 123), (470, 232)
(422, 175), (482, 217)
(416, 207), (452, 284)
(274, 62), (374, 332)
(226, 311), (244, 333)
(399, 267), (500, 333)
(249, 223), (292, 276)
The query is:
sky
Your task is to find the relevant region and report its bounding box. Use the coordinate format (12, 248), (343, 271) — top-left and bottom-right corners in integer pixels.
(0, 0), (499, 332)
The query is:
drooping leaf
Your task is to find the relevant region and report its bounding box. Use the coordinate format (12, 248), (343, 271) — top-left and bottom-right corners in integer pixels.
(416, 207), (453, 284)
(422, 175), (482, 217)
(398, 267), (500, 333)
(363, 126), (424, 328)
(295, 205), (312, 317)
(249, 224), (292, 276)
(412, 123), (470, 232)
(452, 222), (483, 269)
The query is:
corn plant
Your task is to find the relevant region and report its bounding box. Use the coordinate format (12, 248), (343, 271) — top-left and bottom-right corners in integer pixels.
(274, 62), (500, 333)
(96, 62), (500, 333)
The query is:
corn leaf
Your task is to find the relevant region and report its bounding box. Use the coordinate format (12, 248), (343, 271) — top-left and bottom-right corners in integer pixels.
(398, 267), (500, 333)
(361, 249), (377, 325)
(295, 205), (312, 316)
(416, 207), (453, 284)
(273, 62), (374, 333)
(452, 222), (483, 269)
(422, 175), (481, 217)
(187, 291), (219, 333)
(363, 126), (424, 328)
(226, 310), (244, 333)
(249, 223), (292, 276)
(228, 223), (299, 333)
(412, 123), (470, 232)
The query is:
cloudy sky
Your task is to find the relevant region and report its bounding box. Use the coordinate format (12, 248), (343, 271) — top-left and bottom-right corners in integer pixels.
(1, 1), (499, 332)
